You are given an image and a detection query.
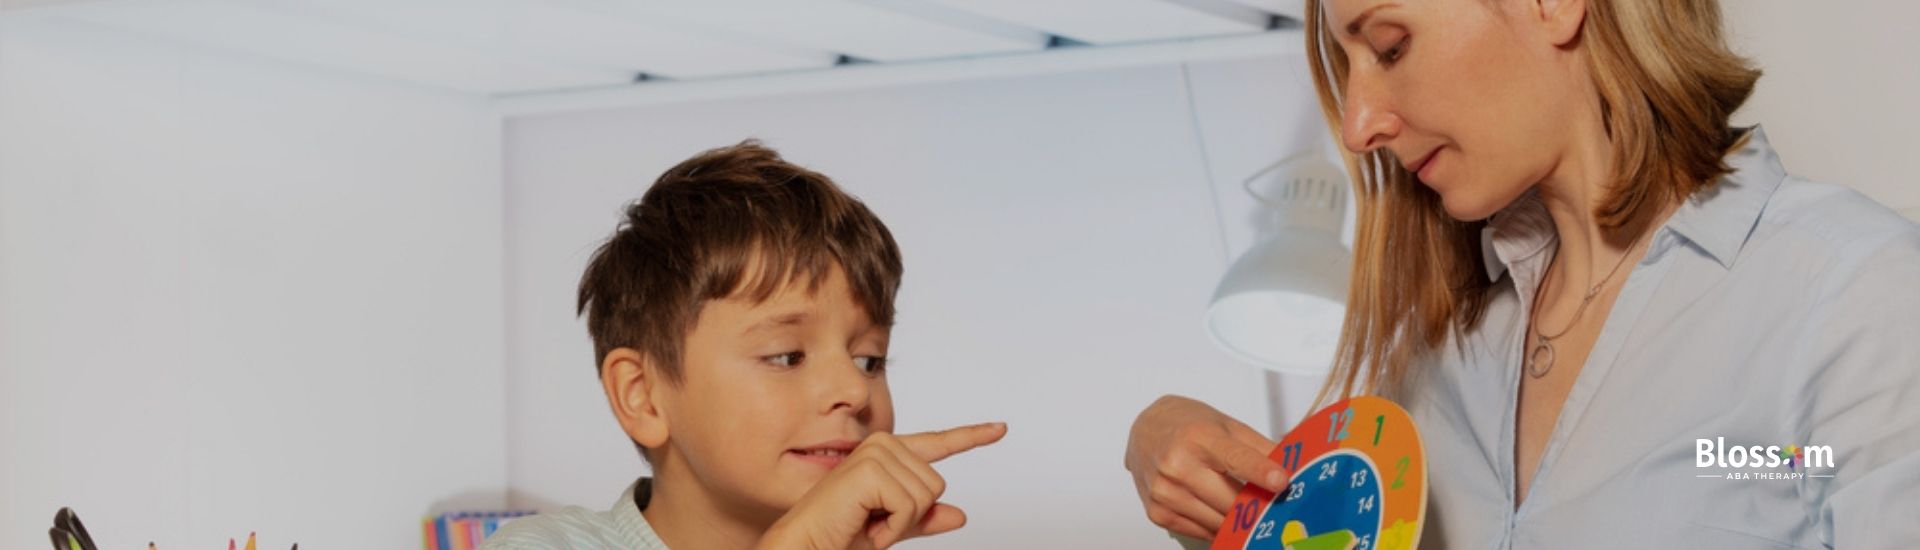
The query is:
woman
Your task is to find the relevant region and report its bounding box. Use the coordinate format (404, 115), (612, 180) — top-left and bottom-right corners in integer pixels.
(1125, 0), (1920, 547)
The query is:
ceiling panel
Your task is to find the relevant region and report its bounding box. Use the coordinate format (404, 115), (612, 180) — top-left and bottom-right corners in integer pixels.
(4, 0), (1294, 96)
(569, 0), (1049, 63)
(246, 0), (835, 83)
(0, 0), (100, 11)
(47, 0), (629, 93)
(504, 0), (836, 79)
(1220, 0), (1304, 21)
(912, 0), (1274, 44)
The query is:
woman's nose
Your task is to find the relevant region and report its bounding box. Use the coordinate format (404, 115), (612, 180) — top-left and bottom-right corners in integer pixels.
(1341, 72), (1401, 154)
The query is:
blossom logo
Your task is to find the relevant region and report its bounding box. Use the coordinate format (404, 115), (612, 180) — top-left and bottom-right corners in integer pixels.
(1695, 437), (1835, 480)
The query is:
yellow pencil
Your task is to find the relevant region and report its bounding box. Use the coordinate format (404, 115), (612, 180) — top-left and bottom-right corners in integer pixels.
(245, 533), (257, 550)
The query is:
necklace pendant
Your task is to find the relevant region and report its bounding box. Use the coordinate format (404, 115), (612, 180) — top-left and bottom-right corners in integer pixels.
(1527, 334), (1556, 378)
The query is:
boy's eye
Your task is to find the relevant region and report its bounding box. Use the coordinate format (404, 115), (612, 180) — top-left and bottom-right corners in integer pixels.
(854, 356), (888, 375)
(764, 351), (805, 368)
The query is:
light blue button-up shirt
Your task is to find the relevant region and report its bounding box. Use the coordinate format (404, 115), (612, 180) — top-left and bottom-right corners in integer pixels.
(1396, 127), (1920, 549)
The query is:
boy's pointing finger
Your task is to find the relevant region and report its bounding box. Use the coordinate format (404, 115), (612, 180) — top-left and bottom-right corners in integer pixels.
(901, 422), (1008, 463)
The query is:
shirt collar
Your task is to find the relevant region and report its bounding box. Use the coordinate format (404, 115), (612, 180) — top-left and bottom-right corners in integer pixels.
(1483, 189), (1554, 281)
(615, 477), (670, 548)
(1662, 126), (1787, 269)
(1481, 125), (1786, 280)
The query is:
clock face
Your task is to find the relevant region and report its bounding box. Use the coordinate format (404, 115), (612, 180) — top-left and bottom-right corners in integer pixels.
(1211, 396), (1426, 550)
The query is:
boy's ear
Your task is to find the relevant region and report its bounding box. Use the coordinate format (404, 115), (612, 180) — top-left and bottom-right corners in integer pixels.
(601, 348), (670, 451)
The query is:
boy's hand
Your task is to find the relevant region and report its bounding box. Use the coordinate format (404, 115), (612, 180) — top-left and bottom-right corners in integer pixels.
(760, 422), (1008, 550)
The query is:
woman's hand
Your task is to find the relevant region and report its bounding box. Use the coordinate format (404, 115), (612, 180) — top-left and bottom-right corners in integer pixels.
(759, 423), (1007, 550)
(1125, 395), (1285, 540)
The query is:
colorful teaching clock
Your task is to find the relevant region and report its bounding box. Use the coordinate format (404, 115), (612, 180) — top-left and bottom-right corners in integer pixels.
(1211, 396), (1426, 550)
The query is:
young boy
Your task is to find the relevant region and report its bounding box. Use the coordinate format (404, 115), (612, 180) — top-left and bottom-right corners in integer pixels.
(482, 141), (1006, 550)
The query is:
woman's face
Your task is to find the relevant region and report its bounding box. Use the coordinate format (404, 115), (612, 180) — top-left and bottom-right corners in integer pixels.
(1324, 0), (1591, 221)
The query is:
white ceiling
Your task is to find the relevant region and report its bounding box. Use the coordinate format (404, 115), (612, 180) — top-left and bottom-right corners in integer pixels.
(2, 0), (1301, 95)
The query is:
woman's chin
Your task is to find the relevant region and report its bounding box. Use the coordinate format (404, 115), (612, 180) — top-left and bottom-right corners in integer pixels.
(1437, 192), (1504, 222)
(1421, 173), (1494, 222)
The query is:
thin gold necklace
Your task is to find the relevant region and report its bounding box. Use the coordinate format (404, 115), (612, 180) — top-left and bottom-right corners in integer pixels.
(1525, 232), (1649, 378)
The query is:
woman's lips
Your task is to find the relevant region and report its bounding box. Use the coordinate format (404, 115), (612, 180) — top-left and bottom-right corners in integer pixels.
(1415, 149), (1441, 182)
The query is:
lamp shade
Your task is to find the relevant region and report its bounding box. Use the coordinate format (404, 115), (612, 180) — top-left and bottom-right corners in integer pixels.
(1205, 152), (1352, 374)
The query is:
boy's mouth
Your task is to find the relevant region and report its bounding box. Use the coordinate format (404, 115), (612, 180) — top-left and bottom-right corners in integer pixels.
(788, 440), (858, 468)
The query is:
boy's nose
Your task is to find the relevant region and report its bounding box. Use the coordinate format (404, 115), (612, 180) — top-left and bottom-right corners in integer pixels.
(820, 354), (872, 415)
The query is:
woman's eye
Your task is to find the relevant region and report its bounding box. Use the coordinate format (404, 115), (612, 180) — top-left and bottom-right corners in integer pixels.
(1378, 37), (1409, 65)
(764, 351), (805, 367)
(853, 356), (888, 375)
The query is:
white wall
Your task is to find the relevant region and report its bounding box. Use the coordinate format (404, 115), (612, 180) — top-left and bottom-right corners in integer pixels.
(1725, 1), (1920, 220)
(501, 55), (1325, 548)
(0, 17), (507, 550)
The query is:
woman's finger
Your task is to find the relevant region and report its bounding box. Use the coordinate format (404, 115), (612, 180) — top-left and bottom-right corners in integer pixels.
(1225, 419), (1279, 457)
(1167, 515), (1216, 541)
(1200, 433), (1286, 493)
(1149, 477), (1226, 531)
(1147, 503), (1214, 540)
(1184, 466), (1245, 516)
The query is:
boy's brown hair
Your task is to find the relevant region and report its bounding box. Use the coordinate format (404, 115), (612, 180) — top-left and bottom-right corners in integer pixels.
(576, 140), (903, 381)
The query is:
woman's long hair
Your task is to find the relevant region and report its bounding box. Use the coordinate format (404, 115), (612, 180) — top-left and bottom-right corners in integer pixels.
(1303, 0), (1761, 404)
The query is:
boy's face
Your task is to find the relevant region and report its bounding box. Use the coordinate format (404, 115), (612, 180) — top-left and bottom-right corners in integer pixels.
(657, 262), (894, 521)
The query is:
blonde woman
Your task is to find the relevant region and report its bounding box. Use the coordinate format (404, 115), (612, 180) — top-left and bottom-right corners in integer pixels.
(1125, 0), (1920, 547)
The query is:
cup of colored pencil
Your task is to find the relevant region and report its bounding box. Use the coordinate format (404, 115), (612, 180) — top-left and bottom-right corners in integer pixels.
(49, 508), (296, 550)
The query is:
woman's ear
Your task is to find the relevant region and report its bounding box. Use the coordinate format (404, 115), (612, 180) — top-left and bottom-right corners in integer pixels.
(1535, 0), (1588, 47)
(601, 348), (670, 451)
(1536, 0), (1582, 47)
